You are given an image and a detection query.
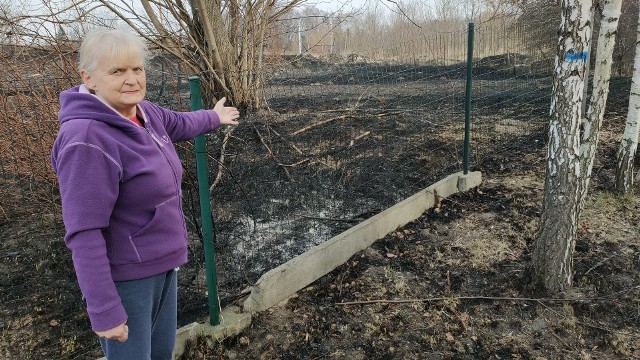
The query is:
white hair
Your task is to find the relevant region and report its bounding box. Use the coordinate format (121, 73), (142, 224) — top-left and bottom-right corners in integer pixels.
(78, 28), (148, 72)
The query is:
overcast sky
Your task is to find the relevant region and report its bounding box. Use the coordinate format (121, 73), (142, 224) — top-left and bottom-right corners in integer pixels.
(313, 0), (369, 12)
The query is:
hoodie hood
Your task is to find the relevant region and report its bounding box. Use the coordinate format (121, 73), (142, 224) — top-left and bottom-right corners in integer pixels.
(58, 85), (138, 128)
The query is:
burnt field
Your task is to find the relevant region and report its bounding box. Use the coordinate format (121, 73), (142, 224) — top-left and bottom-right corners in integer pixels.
(1, 55), (636, 359)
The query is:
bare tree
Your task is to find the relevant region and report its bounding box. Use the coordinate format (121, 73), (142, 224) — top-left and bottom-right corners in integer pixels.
(0, 0), (20, 45)
(615, 6), (640, 194)
(430, 0), (463, 20)
(348, 2), (389, 59)
(89, 0), (306, 110)
(429, 0), (522, 21)
(532, 0), (593, 294)
(517, 0), (561, 58)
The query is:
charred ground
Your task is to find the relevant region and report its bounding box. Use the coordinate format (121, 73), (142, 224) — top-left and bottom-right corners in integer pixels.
(179, 112), (640, 359)
(1, 56), (639, 359)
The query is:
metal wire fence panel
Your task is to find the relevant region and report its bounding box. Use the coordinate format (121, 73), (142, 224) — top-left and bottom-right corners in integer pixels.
(0, 20), (634, 358)
(203, 25), (549, 302)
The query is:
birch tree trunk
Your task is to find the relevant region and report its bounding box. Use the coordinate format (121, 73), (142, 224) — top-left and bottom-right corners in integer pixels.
(615, 7), (640, 194)
(578, 0), (623, 207)
(532, 0), (593, 294)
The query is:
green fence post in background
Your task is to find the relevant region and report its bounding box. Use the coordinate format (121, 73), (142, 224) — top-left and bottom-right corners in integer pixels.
(189, 76), (220, 326)
(463, 21), (475, 175)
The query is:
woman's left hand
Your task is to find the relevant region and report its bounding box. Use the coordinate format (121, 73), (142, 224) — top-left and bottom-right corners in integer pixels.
(213, 97), (240, 126)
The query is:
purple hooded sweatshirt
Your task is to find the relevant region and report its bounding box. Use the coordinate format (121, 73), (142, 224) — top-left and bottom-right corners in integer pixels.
(51, 85), (221, 332)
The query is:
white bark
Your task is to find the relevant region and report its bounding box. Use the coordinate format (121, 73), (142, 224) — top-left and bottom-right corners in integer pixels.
(533, 0), (593, 294)
(615, 6), (640, 194)
(578, 0), (622, 206)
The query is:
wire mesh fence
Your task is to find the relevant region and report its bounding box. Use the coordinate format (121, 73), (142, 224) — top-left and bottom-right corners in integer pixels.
(0, 19), (634, 359)
(203, 21), (557, 306)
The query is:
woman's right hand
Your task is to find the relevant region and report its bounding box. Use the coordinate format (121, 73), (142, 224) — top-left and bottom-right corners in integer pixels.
(96, 323), (129, 342)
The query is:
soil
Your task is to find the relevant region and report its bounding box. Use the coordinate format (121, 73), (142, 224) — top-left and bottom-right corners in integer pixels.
(1, 55), (639, 359)
(176, 136), (640, 360)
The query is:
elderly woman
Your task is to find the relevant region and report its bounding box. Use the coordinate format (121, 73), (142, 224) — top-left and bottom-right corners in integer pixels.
(50, 28), (239, 359)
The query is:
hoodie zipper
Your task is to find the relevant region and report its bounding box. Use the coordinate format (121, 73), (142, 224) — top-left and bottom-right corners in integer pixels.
(146, 127), (164, 147)
(144, 122), (189, 237)
(143, 125), (177, 192)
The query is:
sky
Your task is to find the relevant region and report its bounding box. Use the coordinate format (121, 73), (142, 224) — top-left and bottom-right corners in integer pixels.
(311, 0), (412, 18)
(312, 0), (370, 13)
(11, 0), (398, 42)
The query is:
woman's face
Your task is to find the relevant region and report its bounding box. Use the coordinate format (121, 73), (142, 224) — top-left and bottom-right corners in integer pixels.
(81, 54), (146, 118)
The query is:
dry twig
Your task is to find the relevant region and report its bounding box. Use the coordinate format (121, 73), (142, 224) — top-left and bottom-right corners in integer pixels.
(254, 125), (293, 181)
(350, 131), (371, 147)
(446, 304), (469, 331)
(0, 205), (7, 221)
(549, 326), (573, 350)
(210, 128), (234, 191)
(291, 114), (355, 136)
(299, 214), (362, 223)
(335, 292), (637, 306)
(535, 300), (615, 334)
(584, 252), (618, 275)
(266, 124), (303, 155)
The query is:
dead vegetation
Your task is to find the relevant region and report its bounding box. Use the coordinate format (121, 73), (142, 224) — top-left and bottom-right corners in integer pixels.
(178, 123), (640, 359)
(1, 51), (638, 359)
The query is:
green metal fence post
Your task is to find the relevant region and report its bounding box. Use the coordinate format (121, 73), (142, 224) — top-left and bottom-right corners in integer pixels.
(188, 76), (220, 326)
(463, 21), (475, 175)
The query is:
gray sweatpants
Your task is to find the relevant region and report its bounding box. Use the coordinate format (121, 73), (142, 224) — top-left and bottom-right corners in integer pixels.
(99, 269), (178, 360)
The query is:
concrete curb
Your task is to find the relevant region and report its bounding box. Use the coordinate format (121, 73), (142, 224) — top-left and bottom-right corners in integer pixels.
(172, 306), (251, 358)
(243, 171), (482, 313)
